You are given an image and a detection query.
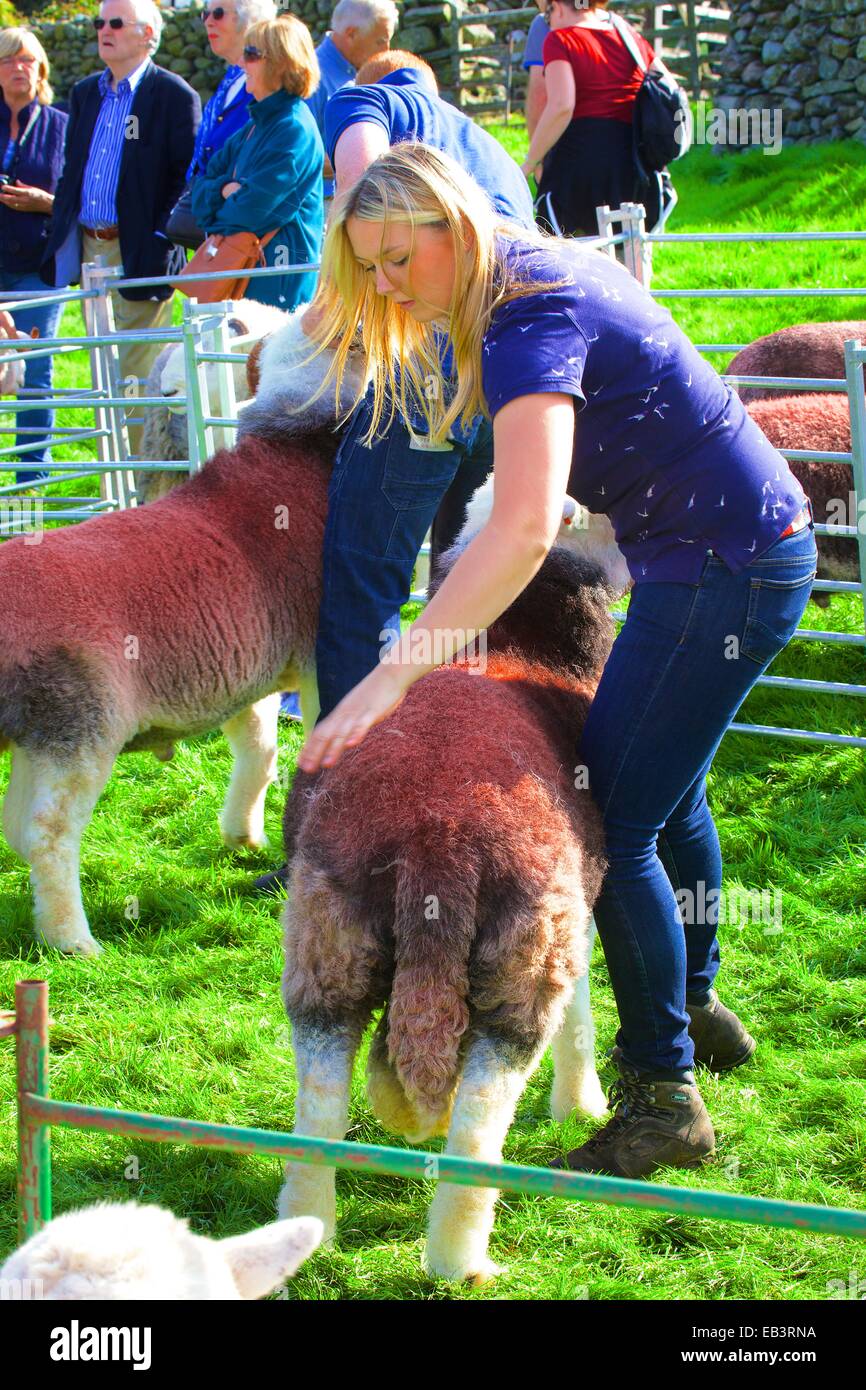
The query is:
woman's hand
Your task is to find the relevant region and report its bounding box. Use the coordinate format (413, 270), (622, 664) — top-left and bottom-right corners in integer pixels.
(0, 181), (53, 214)
(0, 310), (16, 337)
(520, 158), (543, 185)
(221, 180), (242, 199)
(297, 660), (414, 773)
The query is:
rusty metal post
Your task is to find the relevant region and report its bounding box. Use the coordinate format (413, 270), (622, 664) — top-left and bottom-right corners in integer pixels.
(16, 979), (51, 1242)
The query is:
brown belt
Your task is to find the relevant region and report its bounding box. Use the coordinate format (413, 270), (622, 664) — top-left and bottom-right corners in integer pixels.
(81, 224), (119, 241)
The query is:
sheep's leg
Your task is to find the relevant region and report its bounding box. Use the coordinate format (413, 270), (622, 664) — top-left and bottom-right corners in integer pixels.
(425, 1031), (542, 1285)
(13, 745), (117, 957)
(297, 666), (320, 737)
(277, 1018), (361, 1243)
(550, 918), (607, 1121)
(2, 743), (34, 859)
(219, 694), (280, 849)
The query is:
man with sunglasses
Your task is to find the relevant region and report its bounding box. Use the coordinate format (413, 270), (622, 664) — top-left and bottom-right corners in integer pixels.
(41, 0), (200, 453)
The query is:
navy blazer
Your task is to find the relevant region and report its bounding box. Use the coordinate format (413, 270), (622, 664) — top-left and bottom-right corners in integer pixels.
(41, 62), (201, 301)
(0, 98), (68, 275)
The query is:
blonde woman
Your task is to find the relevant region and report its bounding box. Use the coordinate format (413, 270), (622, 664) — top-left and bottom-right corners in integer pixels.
(0, 28), (68, 482)
(191, 13), (323, 308)
(292, 143), (816, 1180)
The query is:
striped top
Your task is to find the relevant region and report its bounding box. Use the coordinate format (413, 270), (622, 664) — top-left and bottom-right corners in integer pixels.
(79, 58), (150, 228)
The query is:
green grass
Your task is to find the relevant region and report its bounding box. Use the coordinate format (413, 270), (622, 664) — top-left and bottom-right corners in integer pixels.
(1, 136), (865, 1301)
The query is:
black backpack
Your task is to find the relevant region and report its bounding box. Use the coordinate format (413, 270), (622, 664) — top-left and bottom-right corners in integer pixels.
(610, 13), (692, 178)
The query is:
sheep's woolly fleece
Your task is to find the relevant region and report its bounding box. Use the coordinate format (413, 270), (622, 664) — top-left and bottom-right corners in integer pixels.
(238, 303), (370, 442)
(0, 1201), (323, 1300)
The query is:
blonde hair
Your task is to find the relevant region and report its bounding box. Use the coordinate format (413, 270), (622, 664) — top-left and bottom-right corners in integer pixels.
(305, 143), (567, 445)
(246, 14), (319, 98)
(0, 29), (53, 106)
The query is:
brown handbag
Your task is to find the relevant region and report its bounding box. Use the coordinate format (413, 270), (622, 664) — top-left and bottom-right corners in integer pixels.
(172, 128), (278, 302)
(172, 227), (278, 302)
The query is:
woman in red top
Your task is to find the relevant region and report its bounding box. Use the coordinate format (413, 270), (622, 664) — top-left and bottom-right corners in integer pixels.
(520, 0), (664, 238)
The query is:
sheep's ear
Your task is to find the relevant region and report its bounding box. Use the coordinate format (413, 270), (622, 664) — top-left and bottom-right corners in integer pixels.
(246, 338), (266, 397)
(219, 1217), (324, 1299)
(227, 317), (246, 336)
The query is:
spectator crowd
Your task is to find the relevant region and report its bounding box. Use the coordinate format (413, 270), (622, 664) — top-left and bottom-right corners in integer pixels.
(0, 0), (674, 476)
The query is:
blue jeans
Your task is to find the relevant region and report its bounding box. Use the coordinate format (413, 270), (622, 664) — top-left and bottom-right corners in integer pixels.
(580, 524), (818, 1077)
(315, 399), (494, 719)
(0, 269), (65, 484)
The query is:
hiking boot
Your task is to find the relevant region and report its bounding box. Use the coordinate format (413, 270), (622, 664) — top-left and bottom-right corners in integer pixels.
(686, 990), (756, 1072)
(551, 1057), (715, 1179)
(252, 861), (289, 895)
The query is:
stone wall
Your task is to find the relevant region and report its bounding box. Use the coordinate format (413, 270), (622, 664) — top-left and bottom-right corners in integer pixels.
(27, 2), (473, 108)
(718, 0), (866, 144)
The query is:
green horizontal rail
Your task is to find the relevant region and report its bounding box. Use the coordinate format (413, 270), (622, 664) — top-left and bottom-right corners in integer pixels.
(10, 979), (866, 1250)
(22, 1094), (866, 1241)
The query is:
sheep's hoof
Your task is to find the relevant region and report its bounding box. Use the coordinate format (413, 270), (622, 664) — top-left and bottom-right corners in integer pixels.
(551, 1077), (608, 1122)
(36, 929), (104, 959)
(220, 827), (267, 851)
(468, 1260), (507, 1287)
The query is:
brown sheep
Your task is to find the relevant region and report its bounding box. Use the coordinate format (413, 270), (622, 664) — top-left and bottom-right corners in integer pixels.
(0, 307), (362, 956)
(727, 321), (866, 404)
(277, 496), (628, 1283)
(746, 393), (859, 605)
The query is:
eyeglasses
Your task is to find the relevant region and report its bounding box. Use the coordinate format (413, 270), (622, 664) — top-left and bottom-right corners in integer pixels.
(0, 53), (38, 66)
(93, 17), (127, 30)
(242, 44), (263, 61)
(202, 6), (230, 21)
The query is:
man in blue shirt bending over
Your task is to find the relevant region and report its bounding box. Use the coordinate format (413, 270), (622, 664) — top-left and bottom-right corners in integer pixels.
(306, 0), (399, 199)
(252, 50), (534, 892)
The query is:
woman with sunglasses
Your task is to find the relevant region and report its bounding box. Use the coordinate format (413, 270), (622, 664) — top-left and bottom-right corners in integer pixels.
(187, 0), (276, 185)
(190, 13), (322, 308)
(0, 29), (68, 485)
(521, 0), (672, 239)
(293, 142), (817, 1179)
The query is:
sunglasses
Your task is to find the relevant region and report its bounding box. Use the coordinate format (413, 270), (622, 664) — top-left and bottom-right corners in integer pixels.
(243, 44), (263, 61)
(202, 6), (230, 21)
(92, 17), (127, 30)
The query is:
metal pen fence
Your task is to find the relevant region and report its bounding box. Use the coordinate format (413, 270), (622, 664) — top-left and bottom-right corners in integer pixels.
(588, 205), (866, 750)
(0, 259), (316, 533)
(6, 979), (866, 1251)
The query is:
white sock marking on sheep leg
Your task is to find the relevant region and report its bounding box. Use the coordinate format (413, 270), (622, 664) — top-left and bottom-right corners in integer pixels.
(424, 1034), (540, 1284)
(550, 920), (607, 1121)
(297, 667), (320, 737)
(18, 748), (117, 957)
(218, 695), (280, 849)
(2, 743), (34, 859)
(277, 1024), (357, 1243)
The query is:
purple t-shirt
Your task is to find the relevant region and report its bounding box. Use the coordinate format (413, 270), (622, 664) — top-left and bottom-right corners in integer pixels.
(482, 240), (806, 583)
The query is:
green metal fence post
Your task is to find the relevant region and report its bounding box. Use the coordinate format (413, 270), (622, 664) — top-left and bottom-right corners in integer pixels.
(16, 979), (51, 1242)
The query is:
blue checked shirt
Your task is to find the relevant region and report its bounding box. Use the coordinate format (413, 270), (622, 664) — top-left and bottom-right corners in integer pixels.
(80, 58), (150, 227)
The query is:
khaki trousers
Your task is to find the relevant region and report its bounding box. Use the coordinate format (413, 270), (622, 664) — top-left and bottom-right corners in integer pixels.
(82, 230), (175, 456)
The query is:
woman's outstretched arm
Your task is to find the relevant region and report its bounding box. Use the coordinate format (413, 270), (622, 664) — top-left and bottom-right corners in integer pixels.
(297, 391), (576, 772)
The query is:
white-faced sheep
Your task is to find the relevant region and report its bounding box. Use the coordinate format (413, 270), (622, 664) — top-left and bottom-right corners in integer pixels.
(727, 320), (866, 404)
(0, 1201), (322, 1299)
(0, 305), (364, 957)
(745, 392), (859, 606)
(136, 299), (290, 503)
(277, 486), (629, 1284)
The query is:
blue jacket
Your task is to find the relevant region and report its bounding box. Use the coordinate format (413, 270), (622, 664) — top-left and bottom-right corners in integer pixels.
(0, 97), (68, 274)
(41, 63), (200, 301)
(187, 65), (253, 180)
(190, 86), (323, 310)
